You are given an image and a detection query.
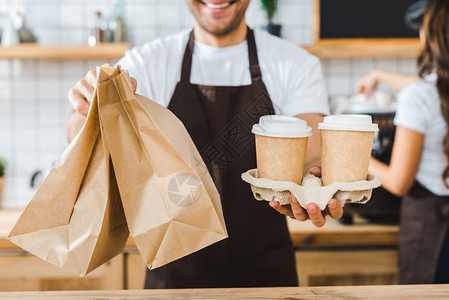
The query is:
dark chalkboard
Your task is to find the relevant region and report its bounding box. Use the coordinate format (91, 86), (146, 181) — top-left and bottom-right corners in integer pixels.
(318, 0), (427, 40)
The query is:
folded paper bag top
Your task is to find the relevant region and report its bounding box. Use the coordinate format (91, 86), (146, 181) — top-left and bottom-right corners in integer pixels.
(8, 65), (228, 276)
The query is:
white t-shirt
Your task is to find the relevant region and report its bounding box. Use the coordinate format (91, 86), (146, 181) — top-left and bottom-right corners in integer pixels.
(117, 28), (329, 117)
(394, 73), (449, 196)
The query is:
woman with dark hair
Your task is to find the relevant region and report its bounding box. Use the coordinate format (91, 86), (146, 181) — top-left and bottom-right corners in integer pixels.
(357, 0), (449, 284)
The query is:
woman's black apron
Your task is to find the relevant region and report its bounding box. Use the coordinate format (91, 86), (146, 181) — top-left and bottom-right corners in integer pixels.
(144, 28), (298, 289)
(399, 181), (449, 283)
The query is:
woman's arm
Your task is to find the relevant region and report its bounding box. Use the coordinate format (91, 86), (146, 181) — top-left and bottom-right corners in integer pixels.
(369, 125), (425, 196)
(357, 70), (420, 97)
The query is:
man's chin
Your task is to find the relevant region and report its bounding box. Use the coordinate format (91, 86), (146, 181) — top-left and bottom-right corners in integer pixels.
(200, 20), (239, 36)
(205, 27), (234, 36)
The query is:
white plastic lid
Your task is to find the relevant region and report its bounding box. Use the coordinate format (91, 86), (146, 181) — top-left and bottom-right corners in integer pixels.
(251, 115), (313, 138)
(318, 114), (379, 132)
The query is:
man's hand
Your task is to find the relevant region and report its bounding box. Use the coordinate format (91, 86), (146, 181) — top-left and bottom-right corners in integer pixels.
(68, 64), (138, 116)
(269, 196), (343, 228)
(268, 163), (343, 227)
(67, 64), (137, 143)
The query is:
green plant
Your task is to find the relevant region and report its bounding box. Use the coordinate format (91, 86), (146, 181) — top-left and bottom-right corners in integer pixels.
(0, 157), (5, 177)
(261, 0), (278, 23)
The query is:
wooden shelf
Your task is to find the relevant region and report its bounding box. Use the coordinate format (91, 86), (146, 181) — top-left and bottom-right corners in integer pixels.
(0, 43), (131, 60)
(303, 39), (421, 58)
(0, 40), (420, 60)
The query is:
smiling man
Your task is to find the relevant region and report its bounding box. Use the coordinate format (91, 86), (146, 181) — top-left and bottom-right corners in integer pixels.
(68, 0), (343, 288)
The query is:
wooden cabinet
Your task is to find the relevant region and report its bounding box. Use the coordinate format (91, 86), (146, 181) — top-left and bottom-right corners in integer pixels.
(0, 210), (399, 290)
(121, 248), (399, 288)
(0, 246), (398, 290)
(124, 250), (146, 290)
(296, 250), (398, 286)
(0, 252), (123, 291)
(290, 218), (399, 286)
(0, 247), (398, 291)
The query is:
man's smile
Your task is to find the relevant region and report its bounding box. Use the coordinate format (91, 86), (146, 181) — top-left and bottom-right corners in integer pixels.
(198, 0), (238, 10)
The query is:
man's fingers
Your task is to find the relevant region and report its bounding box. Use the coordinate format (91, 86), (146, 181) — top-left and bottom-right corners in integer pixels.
(289, 195), (308, 221)
(75, 100), (89, 116)
(327, 198), (343, 220)
(308, 166), (321, 176)
(76, 79), (94, 103)
(85, 69), (97, 88)
(130, 77), (138, 93)
(308, 160), (321, 176)
(269, 201), (295, 219)
(68, 88), (89, 116)
(306, 203), (326, 227)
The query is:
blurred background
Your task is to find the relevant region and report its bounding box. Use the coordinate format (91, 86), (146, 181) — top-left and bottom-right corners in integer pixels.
(0, 0), (426, 291)
(0, 0), (416, 209)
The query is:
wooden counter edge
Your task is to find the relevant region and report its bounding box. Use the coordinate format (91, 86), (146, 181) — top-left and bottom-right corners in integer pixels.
(0, 284), (448, 299)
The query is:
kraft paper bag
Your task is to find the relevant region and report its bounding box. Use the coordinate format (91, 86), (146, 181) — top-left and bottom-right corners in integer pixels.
(97, 66), (228, 269)
(9, 65), (227, 276)
(7, 80), (130, 276)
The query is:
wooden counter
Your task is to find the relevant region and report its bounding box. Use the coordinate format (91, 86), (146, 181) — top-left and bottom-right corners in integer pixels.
(0, 209), (398, 250)
(0, 284), (448, 299)
(0, 209), (400, 289)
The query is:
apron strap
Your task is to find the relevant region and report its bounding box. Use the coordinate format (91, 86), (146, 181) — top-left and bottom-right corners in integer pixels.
(246, 28), (262, 82)
(180, 26), (262, 84)
(180, 30), (195, 83)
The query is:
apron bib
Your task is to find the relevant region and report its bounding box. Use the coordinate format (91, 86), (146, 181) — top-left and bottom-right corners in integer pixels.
(144, 28), (298, 288)
(399, 181), (449, 283)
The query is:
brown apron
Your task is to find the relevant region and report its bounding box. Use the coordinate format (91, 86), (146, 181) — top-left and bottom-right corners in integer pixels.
(144, 28), (298, 288)
(399, 181), (449, 284)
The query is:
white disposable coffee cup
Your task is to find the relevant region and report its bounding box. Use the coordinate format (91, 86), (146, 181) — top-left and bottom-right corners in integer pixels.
(252, 115), (312, 184)
(318, 114), (379, 186)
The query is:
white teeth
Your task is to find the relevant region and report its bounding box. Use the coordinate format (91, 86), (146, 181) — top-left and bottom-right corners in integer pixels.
(205, 2), (232, 9)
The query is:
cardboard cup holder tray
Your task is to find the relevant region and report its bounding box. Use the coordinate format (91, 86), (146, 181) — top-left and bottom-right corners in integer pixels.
(241, 169), (382, 210)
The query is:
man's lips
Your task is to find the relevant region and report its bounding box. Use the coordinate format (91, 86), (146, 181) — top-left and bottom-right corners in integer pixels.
(199, 0), (238, 9)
